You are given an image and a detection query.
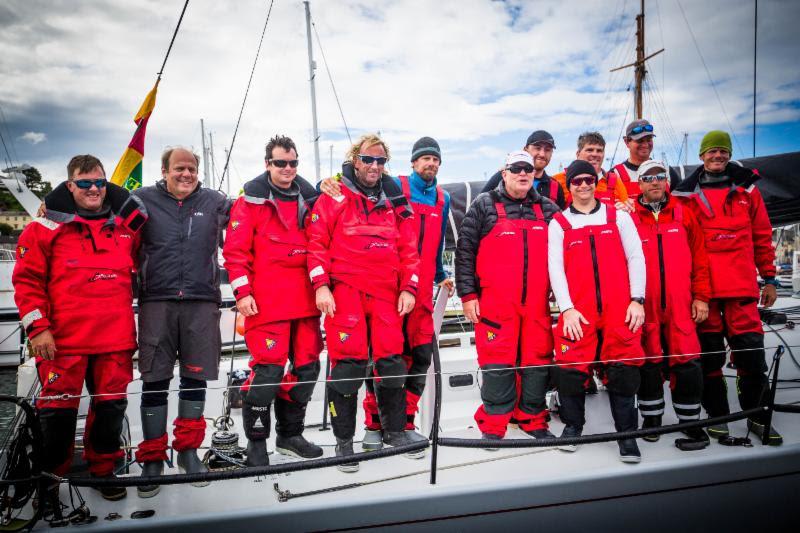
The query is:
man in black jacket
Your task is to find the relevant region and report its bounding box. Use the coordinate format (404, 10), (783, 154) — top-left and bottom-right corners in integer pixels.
(132, 147), (231, 497)
(456, 151), (560, 445)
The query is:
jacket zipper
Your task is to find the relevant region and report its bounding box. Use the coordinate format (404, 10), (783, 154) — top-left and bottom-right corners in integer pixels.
(417, 214), (426, 255)
(657, 232), (666, 310)
(590, 234), (602, 312)
(521, 228), (529, 305)
(177, 200), (184, 298)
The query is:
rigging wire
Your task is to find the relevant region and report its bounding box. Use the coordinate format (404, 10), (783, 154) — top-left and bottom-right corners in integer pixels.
(217, 0), (276, 193)
(0, 104), (20, 170)
(609, 93), (631, 167)
(157, 0), (190, 81)
(586, 0), (629, 129)
(311, 19), (352, 144)
(675, 0), (745, 156)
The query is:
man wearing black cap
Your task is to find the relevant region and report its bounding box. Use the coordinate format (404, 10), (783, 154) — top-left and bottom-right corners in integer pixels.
(599, 119), (656, 208)
(548, 160), (646, 463)
(481, 130), (565, 209)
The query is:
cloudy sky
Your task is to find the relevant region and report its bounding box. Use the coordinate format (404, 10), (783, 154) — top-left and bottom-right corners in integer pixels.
(1, 0), (798, 192)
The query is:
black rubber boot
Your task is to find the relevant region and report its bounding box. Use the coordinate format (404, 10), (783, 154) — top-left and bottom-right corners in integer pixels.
(242, 402), (271, 467)
(176, 400), (209, 486)
(641, 415), (662, 443)
(138, 404), (167, 498)
(245, 439), (269, 467)
(609, 393), (641, 463)
(557, 394), (585, 453)
(376, 386), (412, 445)
(335, 438), (359, 473)
(274, 398), (322, 459)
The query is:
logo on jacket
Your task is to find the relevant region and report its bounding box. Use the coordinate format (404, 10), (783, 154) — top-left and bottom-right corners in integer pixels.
(560, 344), (570, 354)
(265, 338), (277, 350)
(193, 211), (204, 217)
(311, 213), (320, 223)
(738, 200), (748, 206)
(567, 240), (583, 248)
(712, 234), (736, 241)
(498, 231), (516, 237)
(120, 233), (132, 239)
(47, 371), (59, 384)
(88, 272), (118, 283)
(185, 364), (204, 373)
(365, 241), (389, 250)
(288, 249), (307, 257)
(486, 331), (497, 342)
(231, 220), (240, 231)
(16, 246), (27, 258)
(601, 229), (613, 235)
(338, 332), (350, 343)
(667, 228), (679, 233)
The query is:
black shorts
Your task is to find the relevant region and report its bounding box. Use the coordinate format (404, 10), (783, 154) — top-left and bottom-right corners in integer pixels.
(137, 300), (222, 382)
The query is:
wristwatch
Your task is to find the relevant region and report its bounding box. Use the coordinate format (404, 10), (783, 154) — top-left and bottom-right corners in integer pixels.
(763, 278), (779, 288)
(630, 297), (645, 305)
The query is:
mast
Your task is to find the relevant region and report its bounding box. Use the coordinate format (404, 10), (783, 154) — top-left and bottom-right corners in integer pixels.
(209, 132), (217, 189)
(200, 119), (211, 188)
(304, 1), (322, 182)
(753, 0), (758, 157)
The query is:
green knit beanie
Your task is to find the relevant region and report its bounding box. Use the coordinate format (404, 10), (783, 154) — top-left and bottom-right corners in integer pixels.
(699, 130), (732, 156)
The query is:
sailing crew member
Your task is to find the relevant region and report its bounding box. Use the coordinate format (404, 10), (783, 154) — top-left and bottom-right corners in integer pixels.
(481, 130), (566, 209)
(548, 160), (646, 463)
(319, 136), (453, 454)
(599, 119), (656, 207)
(552, 131), (609, 204)
(673, 131), (782, 444)
(222, 135), (324, 466)
(630, 160), (711, 449)
(456, 151), (560, 443)
(133, 147), (231, 497)
(307, 134), (422, 472)
(13, 155), (147, 501)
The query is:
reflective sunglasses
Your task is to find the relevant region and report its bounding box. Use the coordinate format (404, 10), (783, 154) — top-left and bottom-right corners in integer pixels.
(506, 164), (534, 174)
(358, 154), (388, 166)
(71, 178), (107, 190)
(629, 124), (654, 136)
(569, 176), (597, 187)
(270, 159), (299, 168)
(640, 173), (668, 183)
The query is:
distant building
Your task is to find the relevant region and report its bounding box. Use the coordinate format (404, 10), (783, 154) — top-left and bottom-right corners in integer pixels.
(0, 211), (32, 232)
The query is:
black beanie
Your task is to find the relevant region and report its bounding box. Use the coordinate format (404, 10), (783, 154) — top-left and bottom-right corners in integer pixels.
(411, 137), (441, 162)
(565, 160), (598, 185)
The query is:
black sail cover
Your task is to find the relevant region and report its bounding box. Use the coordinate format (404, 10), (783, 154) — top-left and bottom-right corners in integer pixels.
(441, 151), (800, 250)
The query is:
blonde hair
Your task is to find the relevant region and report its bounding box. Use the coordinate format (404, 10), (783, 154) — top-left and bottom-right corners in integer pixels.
(346, 133), (391, 163)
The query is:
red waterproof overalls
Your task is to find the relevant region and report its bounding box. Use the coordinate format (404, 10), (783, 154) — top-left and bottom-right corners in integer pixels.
(363, 176), (445, 430)
(553, 206), (644, 374)
(596, 164), (641, 205)
(473, 202), (554, 436)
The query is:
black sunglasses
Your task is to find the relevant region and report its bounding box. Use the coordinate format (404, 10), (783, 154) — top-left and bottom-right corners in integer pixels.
(270, 159), (299, 168)
(71, 178), (107, 190)
(358, 154), (388, 166)
(570, 176), (597, 187)
(506, 164), (534, 174)
(640, 173), (668, 183)
(629, 124), (654, 135)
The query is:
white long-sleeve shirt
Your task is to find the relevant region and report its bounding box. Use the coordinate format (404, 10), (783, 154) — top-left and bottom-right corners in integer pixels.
(547, 203), (646, 312)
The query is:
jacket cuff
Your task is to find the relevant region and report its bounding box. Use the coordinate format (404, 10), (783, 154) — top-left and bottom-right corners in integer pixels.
(460, 293), (478, 303)
(309, 265), (330, 291)
(229, 275), (251, 300)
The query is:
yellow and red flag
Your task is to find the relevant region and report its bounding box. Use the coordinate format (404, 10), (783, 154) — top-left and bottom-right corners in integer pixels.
(110, 80), (159, 190)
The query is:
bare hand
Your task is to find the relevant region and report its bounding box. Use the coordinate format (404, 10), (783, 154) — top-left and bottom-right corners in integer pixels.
(463, 299), (480, 324)
(625, 301), (645, 332)
(397, 290), (416, 316)
(438, 278), (455, 297)
(562, 308), (589, 341)
(236, 295), (259, 317)
(760, 283), (777, 308)
(316, 286), (336, 318)
(691, 299), (709, 323)
(30, 329), (56, 360)
(625, 198), (635, 212)
(36, 202), (46, 217)
(320, 177), (342, 197)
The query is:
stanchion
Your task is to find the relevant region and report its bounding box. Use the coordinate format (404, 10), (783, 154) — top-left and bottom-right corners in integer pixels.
(429, 308), (443, 485)
(320, 356), (331, 431)
(761, 345), (784, 445)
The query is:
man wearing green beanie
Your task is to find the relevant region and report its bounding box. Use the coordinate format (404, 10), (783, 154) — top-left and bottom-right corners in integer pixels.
(673, 130), (781, 445)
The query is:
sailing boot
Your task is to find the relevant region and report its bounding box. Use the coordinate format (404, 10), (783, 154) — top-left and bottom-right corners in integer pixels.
(328, 386), (359, 472)
(699, 332), (731, 439)
(242, 402), (270, 467)
(747, 420), (783, 446)
(557, 393), (585, 453)
(335, 437), (359, 473)
(176, 399), (210, 486)
(641, 415), (662, 443)
(675, 427), (710, 451)
(274, 397), (323, 459)
(377, 386), (425, 459)
(138, 404), (168, 498)
(609, 393), (641, 463)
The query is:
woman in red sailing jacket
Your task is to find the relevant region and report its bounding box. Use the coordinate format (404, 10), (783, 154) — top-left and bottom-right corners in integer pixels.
(222, 135), (324, 466)
(13, 155), (147, 501)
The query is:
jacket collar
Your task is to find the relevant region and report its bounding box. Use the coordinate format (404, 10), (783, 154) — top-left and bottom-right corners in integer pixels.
(44, 180), (130, 226)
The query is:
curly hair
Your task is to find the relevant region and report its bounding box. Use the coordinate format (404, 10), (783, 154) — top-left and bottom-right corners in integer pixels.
(346, 133), (391, 163)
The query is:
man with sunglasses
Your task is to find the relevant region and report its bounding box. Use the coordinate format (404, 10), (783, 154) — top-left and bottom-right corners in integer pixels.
(480, 130), (566, 209)
(599, 119), (657, 208)
(223, 135), (323, 466)
(132, 147), (231, 497)
(673, 130), (781, 444)
(307, 133), (422, 471)
(13, 155), (147, 502)
(630, 160), (711, 450)
(548, 160), (646, 462)
(318, 136), (453, 455)
(456, 151), (560, 444)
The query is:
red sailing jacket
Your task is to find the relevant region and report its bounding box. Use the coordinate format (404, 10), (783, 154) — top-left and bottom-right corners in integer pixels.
(222, 175), (319, 329)
(12, 183), (147, 356)
(631, 195), (711, 306)
(596, 163), (640, 206)
(399, 175), (444, 311)
(307, 170), (420, 303)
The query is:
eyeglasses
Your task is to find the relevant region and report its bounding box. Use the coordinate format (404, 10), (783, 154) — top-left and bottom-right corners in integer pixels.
(71, 178), (107, 190)
(506, 164), (534, 174)
(569, 176), (597, 187)
(358, 154), (388, 166)
(640, 173), (668, 183)
(270, 159), (299, 168)
(629, 124), (654, 136)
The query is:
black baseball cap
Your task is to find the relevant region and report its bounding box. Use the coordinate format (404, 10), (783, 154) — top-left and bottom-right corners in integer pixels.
(525, 130), (556, 149)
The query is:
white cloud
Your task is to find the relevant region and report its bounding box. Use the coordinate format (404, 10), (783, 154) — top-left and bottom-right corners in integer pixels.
(18, 131), (46, 144)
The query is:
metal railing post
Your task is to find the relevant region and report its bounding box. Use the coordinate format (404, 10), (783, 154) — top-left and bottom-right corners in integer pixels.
(760, 345), (784, 445)
(429, 336), (442, 485)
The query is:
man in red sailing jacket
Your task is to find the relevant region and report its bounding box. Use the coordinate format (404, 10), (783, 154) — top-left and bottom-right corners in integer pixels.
(630, 160), (711, 449)
(13, 155), (147, 501)
(673, 131), (781, 444)
(223, 135), (324, 466)
(456, 151), (561, 444)
(307, 134), (421, 471)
